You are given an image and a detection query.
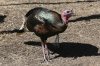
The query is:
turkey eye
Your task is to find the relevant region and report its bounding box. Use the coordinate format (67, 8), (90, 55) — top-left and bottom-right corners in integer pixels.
(67, 11), (70, 13)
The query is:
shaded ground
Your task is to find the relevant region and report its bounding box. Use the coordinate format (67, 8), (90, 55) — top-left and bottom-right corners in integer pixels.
(0, 0), (100, 66)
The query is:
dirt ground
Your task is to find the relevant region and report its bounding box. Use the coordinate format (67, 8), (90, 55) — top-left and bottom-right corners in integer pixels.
(0, 0), (100, 66)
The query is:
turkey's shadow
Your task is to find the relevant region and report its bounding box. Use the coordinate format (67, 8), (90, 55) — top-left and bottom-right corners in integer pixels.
(0, 29), (25, 34)
(69, 14), (100, 22)
(24, 41), (100, 58)
(0, 15), (6, 23)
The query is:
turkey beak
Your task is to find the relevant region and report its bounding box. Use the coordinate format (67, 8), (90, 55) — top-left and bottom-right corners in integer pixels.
(72, 13), (76, 16)
(71, 10), (76, 16)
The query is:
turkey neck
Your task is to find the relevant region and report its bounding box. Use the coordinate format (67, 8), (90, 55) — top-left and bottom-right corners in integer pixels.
(56, 21), (67, 27)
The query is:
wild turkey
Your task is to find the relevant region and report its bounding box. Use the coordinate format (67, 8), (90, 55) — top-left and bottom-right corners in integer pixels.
(19, 7), (73, 62)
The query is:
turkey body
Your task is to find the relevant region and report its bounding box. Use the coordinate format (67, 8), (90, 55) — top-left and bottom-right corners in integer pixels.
(24, 7), (68, 62)
(26, 7), (67, 40)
